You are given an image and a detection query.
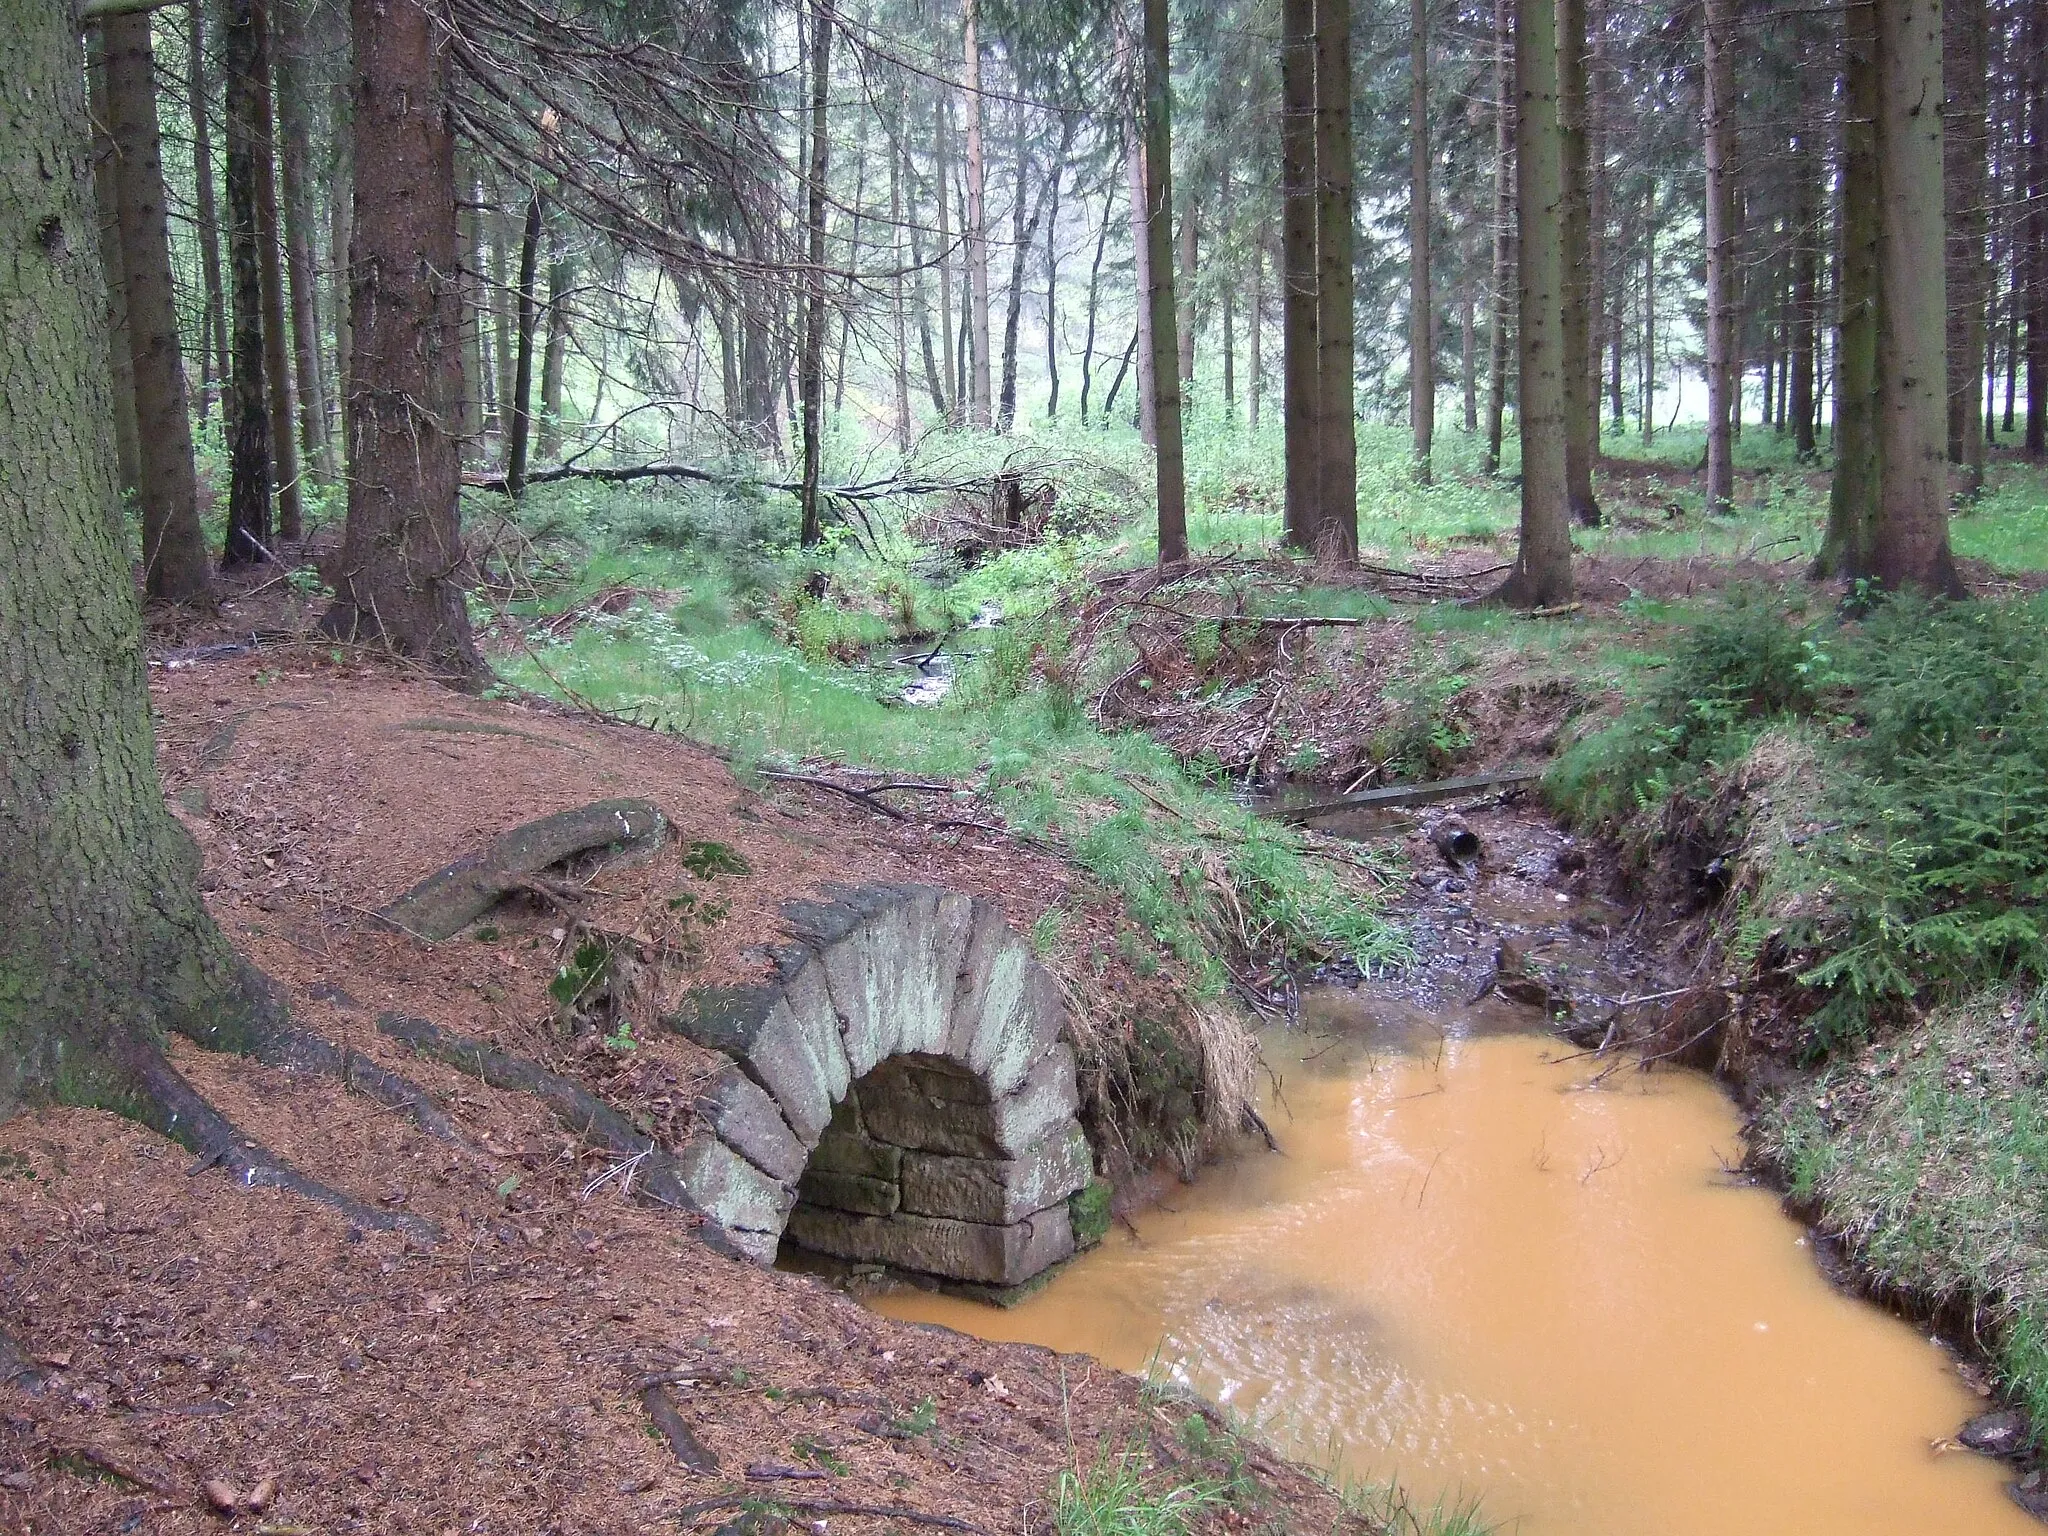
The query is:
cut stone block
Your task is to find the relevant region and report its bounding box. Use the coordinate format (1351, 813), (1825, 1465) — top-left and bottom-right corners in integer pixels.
(673, 1134), (795, 1236)
(900, 1123), (1093, 1224)
(807, 1128), (902, 1182)
(694, 1065), (806, 1184)
(783, 1202), (1075, 1286)
(673, 988), (835, 1144)
(797, 1168), (900, 1216)
(861, 1044), (1078, 1157)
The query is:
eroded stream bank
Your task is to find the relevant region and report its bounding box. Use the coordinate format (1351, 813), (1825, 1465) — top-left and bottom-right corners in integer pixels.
(870, 1001), (2032, 1535)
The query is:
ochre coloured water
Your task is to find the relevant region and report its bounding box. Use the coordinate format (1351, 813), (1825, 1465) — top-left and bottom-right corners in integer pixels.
(870, 1024), (2034, 1535)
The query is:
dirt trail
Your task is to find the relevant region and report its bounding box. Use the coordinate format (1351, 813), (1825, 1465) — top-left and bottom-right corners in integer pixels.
(0, 649), (1355, 1535)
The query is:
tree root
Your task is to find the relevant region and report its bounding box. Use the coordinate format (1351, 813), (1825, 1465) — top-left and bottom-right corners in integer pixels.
(372, 1012), (741, 1253)
(377, 798), (668, 942)
(256, 1027), (464, 1143)
(639, 1382), (721, 1473)
(671, 1496), (988, 1535)
(127, 1047), (438, 1243)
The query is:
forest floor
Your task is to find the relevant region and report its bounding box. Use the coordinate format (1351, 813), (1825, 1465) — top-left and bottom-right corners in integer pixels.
(0, 647), (1379, 1536)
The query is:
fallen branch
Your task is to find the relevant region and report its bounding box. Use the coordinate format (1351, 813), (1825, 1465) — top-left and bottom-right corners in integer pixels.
(640, 1383), (720, 1474)
(1269, 767), (1544, 821)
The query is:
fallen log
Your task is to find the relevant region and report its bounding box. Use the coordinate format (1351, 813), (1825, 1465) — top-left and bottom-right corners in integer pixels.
(377, 798), (666, 941)
(1268, 766), (1543, 822)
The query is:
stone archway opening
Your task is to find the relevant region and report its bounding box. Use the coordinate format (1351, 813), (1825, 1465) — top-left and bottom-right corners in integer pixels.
(669, 884), (1098, 1289)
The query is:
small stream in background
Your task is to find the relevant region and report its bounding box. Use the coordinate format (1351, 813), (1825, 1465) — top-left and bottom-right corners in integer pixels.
(871, 996), (2034, 1534)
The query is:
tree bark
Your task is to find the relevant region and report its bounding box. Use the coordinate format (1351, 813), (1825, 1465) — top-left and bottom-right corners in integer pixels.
(962, 0), (992, 429)
(1558, 0), (1600, 526)
(890, 86), (914, 449)
(104, 10), (212, 605)
(1282, 0), (1317, 535)
(798, 0), (833, 547)
(537, 241), (575, 462)
(1177, 200), (1197, 387)
(1410, 0), (1434, 484)
(1314, 0), (1358, 559)
(190, 0), (231, 425)
(934, 94), (957, 423)
(1141, 0), (1188, 567)
(1484, 0), (1513, 476)
(1946, 0), (1990, 493)
(222, 0), (274, 566)
(1874, 0), (1965, 594)
(322, 0), (483, 680)
(1045, 154), (1063, 421)
(1790, 134), (1820, 460)
(1080, 169), (1114, 424)
(2, 0), (286, 1119)
(1702, 0), (1737, 515)
(250, 0), (302, 540)
(87, 37), (142, 505)
(1124, 70), (1160, 447)
(1494, 0), (1573, 605)
(1248, 235), (1264, 431)
(1461, 242), (1478, 432)
(275, 0), (335, 486)
(2029, 0), (2047, 459)
(1819, 0), (1883, 577)
(328, 65), (353, 458)
(1641, 191), (1656, 442)
(504, 188), (543, 498)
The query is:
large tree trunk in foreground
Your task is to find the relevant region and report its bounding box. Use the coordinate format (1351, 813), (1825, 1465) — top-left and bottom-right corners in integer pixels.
(1141, 0), (1188, 567)
(322, 0), (484, 680)
(1874, 0), (1965, 594)
(1409, 0), (1434, 485)
(1281, 0), (1317, 540)
(1818, 0), (1883, 579)
(104, 10), (212, 605)
(222, 0), (274, 567)
(1702, 0), (1737, 515)
(1494, 0), (1573, 606)
(1, 0), (285, 1118)
(1314, 0), (1359, 560)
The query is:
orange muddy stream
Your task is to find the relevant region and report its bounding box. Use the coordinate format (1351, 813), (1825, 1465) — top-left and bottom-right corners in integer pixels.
(869, 1018), (2032, 1535)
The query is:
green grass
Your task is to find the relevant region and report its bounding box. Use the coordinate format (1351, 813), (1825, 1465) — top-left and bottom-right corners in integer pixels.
(1053, 1448), (1221, 1536)
(1758, 986), (2048, 1441)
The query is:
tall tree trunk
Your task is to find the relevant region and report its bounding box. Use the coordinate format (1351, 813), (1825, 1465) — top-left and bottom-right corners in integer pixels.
(275, 0), (333, 486)
(1702, 0), (1737, 515)
(491, 191), (516, 445)
(1790, 145), (1819, 460)
(1946, 0), (1990, 492)
(1124, 79), (1160, 447)
(891, 87), (914, 449)
(323, 0), (483, 679)
(504, 188), (543, 498)
(962, 0), (992, 429)
(190, 0), (231, 425)
(1874, 0), (1964, 593)
(455, 162), (482, 452)
(2028, 0), (2046, 459)
(2, 0), (287, 1123)
(1484, 0), (1513, 476)
(1410, 0), (1434, 484)
(1045, 158), (1063, 421)
(934, 95), (957, 423)
(1080, 170), (1115, 423)
(798, 0), (833, 547)
(1462, 248), (1479, 432)
(251, 1), (302, 539)
(328, 67), (352, 458)
(1818, 0), (1883, 578)
(1140, 0), (1188, 566)
(1282, 0), (1317, 536)
(1177, 201), (1197, 386)
(87, 38), (141, 505)
(222, 0), (274, 566)
(1558, 0), (1600, 526)
(537, 243), (575, 462)
(104, 10), (212, 604)
(1249, 235), (1264, 431)
(1642, 192), (1656, 442)
(1314, 0), (1358, 558)
(833, 120), (868, 419)
(1495, 0), (1573, 605)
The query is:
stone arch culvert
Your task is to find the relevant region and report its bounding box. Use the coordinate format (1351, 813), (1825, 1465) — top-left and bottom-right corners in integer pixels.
(668, 884), (1101, 1290)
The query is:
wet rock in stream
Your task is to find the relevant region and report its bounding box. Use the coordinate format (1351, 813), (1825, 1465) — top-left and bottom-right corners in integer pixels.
(1964, 1409), (2032, 1457)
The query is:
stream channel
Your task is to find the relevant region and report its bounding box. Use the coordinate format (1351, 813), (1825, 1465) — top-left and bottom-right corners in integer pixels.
(866, 809), (2036, 1535)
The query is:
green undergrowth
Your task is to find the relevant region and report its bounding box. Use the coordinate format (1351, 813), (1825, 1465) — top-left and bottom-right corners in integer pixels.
(1758, 987), (2048, 1439)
